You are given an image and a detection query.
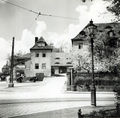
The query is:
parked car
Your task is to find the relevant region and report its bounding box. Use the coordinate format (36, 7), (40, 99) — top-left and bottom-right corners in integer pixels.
(29, 76), (38, 82)
(16, 76), (23, 83)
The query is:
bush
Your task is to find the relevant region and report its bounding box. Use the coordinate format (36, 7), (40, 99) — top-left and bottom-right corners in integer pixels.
(84, 109), (118, 118)
(113, 85), (120, 95)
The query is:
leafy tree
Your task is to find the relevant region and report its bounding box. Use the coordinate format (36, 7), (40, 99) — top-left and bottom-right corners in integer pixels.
(71, 44), (103, 73)
(93, 28), (120, 74)
(71, 28), (120, 74)
(82, 0), (120, 20)
(105, 0), (120, 20)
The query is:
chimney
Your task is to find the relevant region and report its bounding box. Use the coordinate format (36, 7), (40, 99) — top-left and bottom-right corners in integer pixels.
(35, 37), (38, 43)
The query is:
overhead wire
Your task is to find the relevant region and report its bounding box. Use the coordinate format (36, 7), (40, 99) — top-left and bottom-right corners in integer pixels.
(0, 0), (78, 21)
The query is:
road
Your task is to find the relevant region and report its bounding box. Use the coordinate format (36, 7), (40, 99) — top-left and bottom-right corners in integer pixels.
(0, 74), (116, 118)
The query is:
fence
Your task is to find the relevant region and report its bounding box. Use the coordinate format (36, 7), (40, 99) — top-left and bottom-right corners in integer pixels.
(67, 71), (120, 91)
(78, 108), (118, 118)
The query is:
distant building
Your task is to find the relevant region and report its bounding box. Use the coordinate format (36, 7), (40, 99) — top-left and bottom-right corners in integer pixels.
(15, 37), (72, 77)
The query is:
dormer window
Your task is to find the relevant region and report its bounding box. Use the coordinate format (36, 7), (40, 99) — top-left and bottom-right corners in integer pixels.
(108, 30), (115, 37)
(80, 31), (86, 36)
(38, 43), (45, 47)
(105, 25), (113, 29)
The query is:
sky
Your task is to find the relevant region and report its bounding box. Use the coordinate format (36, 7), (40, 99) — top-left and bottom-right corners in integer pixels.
(0, 0), (115, 71)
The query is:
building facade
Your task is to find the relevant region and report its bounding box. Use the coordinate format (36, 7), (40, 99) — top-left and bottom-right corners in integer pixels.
(22, 37), (73, 77)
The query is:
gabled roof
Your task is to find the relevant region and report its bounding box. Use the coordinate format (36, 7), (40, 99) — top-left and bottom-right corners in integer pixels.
(30, 45), (53, 51)
(14, 53), (31, 60)
(30, 37), (53, 51)
(71, 22), (120, 42)
(37, 37), (47, 44)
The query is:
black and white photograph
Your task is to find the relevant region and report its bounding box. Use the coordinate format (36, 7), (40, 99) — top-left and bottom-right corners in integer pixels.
(0, 0), (120, 117)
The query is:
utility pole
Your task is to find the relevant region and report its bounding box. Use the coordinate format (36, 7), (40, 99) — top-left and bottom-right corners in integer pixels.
(8, 37), (15, 87)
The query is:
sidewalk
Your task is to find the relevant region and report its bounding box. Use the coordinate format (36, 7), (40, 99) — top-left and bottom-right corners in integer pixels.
(10, 105), (116, 118)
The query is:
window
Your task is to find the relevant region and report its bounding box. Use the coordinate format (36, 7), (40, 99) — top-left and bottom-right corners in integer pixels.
(35, 53), (39, 57)
(38, 43), (45, 47)
(79, 31), (86, 36)
(109, 32), (114, 37)
(55, 57), (60, 59)
(67, 62), (72, 64)
(42, 63), (46, 69)
(35, 63), (39, 69)
(55, 62), (60, 64)
(42, 53), (46, 57)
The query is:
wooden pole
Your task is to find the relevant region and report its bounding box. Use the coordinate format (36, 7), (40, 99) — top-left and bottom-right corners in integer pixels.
(8, 37), (14, 87)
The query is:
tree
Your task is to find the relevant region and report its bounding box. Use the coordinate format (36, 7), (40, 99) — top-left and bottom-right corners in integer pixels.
(104, 0), (120, 20)
(71, 44), (103, 73)
(71, 28), (120, 74)
(93, 28), (120, 74)
(7, 52), (26, 68)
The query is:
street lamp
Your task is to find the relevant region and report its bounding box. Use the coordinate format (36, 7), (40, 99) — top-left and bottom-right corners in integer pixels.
(86, 20), (97, 106)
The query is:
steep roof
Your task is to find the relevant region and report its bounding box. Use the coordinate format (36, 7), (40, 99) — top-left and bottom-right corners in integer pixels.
(30, 45), (53, 51)
(71, 22), (120, 42)
(30, 37), (53, 51)
(37, 37), (47, 44)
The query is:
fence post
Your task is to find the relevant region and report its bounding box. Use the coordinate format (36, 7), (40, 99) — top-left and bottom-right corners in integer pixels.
(66, 68), (71, 91)
(78, 109), (83, 118)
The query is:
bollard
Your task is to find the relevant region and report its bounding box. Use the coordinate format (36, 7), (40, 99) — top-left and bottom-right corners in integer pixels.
(78, 109), (83, 118)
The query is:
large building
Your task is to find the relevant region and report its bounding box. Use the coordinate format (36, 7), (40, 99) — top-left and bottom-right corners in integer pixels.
(71, 22), (120, 72)
(72, 22), (120, 51)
